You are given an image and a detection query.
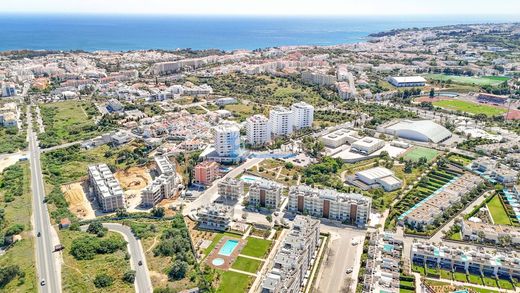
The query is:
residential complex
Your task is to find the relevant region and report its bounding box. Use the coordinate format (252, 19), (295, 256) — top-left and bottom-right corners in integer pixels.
(248, 179), (283, 209)
(246, 114), (271, 146)
(288, 185), (371, 227)
(291, 101), (314, 130)
(193, 161), (220, 186)
(470, 157), (519, 186)
(87, 164), (125, 212)
(269, 106), (294, 137)
(411, 242), (520, 280)
(217, 177), (244, 201)
(362, 232), (403, 293)
(399, 172), (484, 227)
(261, 215), (320, 293)
(461, 220), (520, 245)
(214, 122), (241, 158)
(196, 203), (234, 231)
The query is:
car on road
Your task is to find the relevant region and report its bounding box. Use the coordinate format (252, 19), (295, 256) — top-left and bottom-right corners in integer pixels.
(138, 260), (143, 266)
(345, 267), (353, 274)
(37, 232), (41, 237)
(40, 279), (46, 286)
(53, 244), (65, 252)
(351, 239), (359, 246)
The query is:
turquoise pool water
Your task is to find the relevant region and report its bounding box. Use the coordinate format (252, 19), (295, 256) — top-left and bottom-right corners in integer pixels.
(212, 258), (225, 266)
(240, 175), (262, 183)
(219, 239), (239, 256)
(383, 244), (394, 253)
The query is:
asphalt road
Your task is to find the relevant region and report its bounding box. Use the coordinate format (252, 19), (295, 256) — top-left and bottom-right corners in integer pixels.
(29, 129), (61, 293)
(102, 223), (153, 293)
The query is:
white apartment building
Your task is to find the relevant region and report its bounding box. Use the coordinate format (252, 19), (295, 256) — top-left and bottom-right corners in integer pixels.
(269, 106), (293, 137)
(142, 156), (177, 207)
(291, 101), (314, 130)
(88, 164), (125, 212)
(249, 179), (283, 209)
(261, 215), (320, 293)
(196, 203), (234, 231)
(461, 220), (520, 245)
(217, 177), (244, 201)
(214, 122), (241, 158)
(288, 185), (371, 227)
(301, 71), (337, 86)
(246, 114), (271, 146)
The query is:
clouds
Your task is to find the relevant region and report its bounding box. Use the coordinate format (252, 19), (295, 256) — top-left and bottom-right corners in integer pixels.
(2, 0), (520, 15)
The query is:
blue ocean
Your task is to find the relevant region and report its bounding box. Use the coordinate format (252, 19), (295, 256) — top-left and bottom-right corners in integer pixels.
(0, 14), (518, 52)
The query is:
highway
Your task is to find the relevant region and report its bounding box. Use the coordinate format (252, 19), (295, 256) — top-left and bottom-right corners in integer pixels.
(28, 123), (61, 293)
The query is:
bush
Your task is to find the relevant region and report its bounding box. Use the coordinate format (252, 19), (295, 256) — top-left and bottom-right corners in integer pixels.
(70, 235), (126, 260)
(86, 222), (105, 235)
(93, 273), (114, 288)
(168, 260), (188, 280)
(0, 265), (21, 288)
(123, 270), (136, 283)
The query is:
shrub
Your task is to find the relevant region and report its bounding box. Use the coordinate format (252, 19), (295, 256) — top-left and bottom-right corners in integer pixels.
(123, 270), (136, 283)
(168, 260), (188, 280)
(93, 273), (114, 288)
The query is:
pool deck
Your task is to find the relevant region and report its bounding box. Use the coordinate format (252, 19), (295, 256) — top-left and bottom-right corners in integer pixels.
(206, 236), (247, 270)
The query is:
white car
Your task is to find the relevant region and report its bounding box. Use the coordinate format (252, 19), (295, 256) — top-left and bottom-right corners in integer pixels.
(351, 239), (359, 246)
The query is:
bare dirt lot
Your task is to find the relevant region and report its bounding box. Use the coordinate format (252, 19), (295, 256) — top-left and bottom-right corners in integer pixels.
(115, 166), (153, 211)
(62, 181), (95, 220)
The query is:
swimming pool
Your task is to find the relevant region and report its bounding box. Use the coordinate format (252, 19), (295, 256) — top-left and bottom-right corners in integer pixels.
(240, 175), (262, 183)
(212, 258), (225, 266)
(383, 244), (394, 253)
(219, 239), (239, 256)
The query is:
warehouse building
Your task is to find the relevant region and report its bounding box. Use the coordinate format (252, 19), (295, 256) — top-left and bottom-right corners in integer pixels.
(381, 120), (452, 143)
(387, 76), (426, 87)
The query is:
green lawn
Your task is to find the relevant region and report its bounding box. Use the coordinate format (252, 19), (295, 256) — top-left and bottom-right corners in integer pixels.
(482, 276), (498, 288)
(468, 274), (483, 285)
(217, 271), (252, 293)
(412, 264), (425, 275)
(487, 195), (512, 225)
(425, 74), (510, 86)
(440, 269), (452, 280)
(453, 271), (468, 282)
(231, 256), (263, 273)
(240, 237), (272, 258)
(403, 146), (438, 162)
(432, 100), (507, 117)
(498, 279), (514, 289)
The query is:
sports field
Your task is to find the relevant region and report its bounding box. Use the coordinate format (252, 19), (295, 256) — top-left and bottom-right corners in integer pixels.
(432, 99), (507, 117)
(403, 146), (438, 162)
(425, 74), (509, 86)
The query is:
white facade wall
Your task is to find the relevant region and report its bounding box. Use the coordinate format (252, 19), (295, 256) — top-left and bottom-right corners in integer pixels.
(246, 114), (270, 146)
(269, 106), (293, 137)
(291, 102), (314, 130)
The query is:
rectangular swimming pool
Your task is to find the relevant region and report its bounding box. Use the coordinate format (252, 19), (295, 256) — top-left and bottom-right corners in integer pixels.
(218, 239), (239, 256)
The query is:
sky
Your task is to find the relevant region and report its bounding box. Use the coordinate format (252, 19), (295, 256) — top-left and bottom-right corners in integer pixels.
(2, 0), (520, 16)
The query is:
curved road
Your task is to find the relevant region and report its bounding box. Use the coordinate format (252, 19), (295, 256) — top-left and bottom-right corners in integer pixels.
(81, 223), (152, 293)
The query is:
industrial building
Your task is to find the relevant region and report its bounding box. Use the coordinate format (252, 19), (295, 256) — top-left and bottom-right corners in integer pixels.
(351, 137), (385, 155)
(320, 128), (360, 148)
(261, 215), (320, 293)
(88, 164), (125, 212)
(387, 76), (426, 87)
(381, 120), (452, 143)
(347, 167), (402, 192)
(288, 185), (371, 227)
(248, 179), (283, 209)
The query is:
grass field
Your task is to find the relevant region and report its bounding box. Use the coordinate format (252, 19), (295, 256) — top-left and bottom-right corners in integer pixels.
(216, 271), (252, 293)
(403, 146), (439, 162)
(60, 230), (133, 293)
(432, 100), (507, 117)
(425, 74), (510, 86)
(240, 237), (272, 258)
(231, 256), (263, 273)
(39, 100), (107, 147)
(0, 162), (37, 292)
(487, 195), (512, 225)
